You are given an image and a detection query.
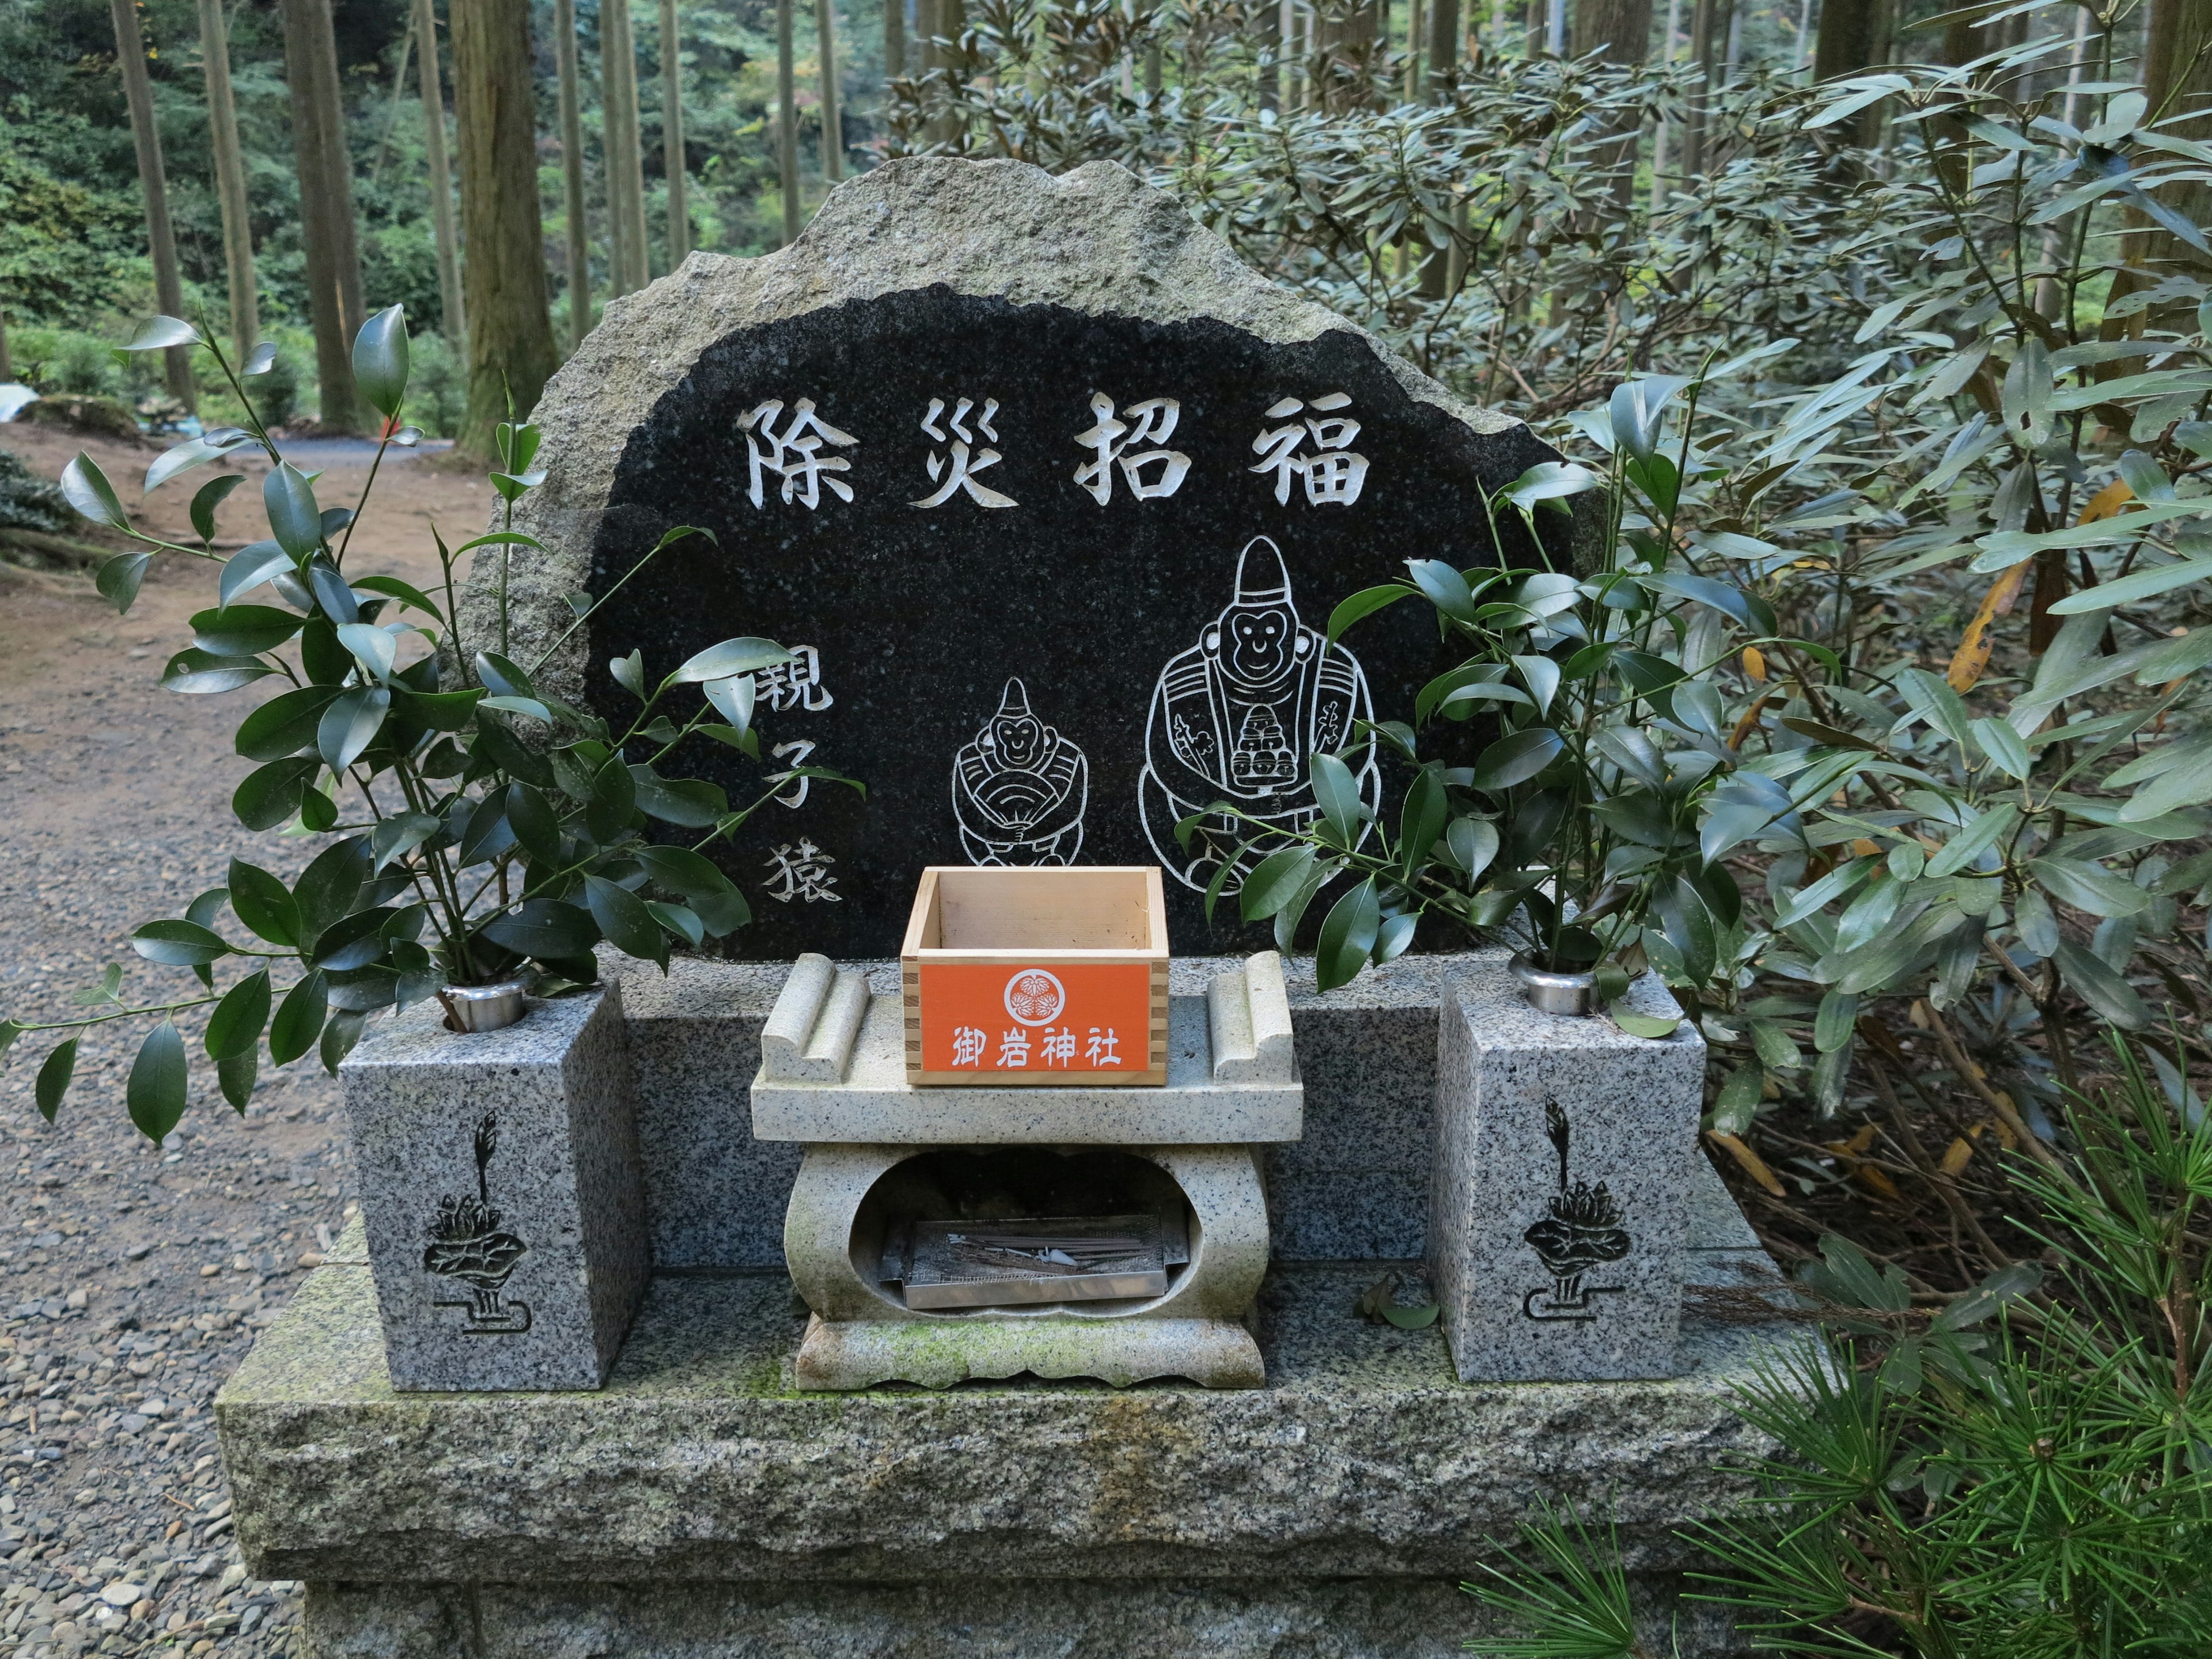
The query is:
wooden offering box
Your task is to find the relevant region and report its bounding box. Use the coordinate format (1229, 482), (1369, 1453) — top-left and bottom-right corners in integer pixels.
(902, 867), (1169, 1086)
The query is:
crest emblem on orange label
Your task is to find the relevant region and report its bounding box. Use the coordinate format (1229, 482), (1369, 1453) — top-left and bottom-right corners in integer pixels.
(1002, 968), (1066, 1025)
(918, 962), (1152, 1075)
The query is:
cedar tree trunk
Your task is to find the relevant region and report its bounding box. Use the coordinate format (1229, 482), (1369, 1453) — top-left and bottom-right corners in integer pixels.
(198, 0), (258, 365)
(451, 0), (560, 454)
(111, 0), (195, 410)
(556, 0), (592, 346)
(279, 0), (364, 429)
(414, 0), (467, 346)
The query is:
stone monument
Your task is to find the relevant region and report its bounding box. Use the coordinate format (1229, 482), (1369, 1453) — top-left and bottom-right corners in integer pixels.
(472, 154), (1572, 961)
(217, 159), (1785, 1659)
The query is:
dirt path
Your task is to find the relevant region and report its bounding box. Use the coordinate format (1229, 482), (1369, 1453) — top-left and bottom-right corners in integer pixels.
(0, 423), (491, 1659)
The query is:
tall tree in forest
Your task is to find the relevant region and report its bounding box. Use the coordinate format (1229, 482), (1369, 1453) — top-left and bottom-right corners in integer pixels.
(818, 0), (844, 183)
(885, 0), (904, 82)
(556, 0), (592, 345)
(1680, 0), (1714, 174)
(412, 0), (465, 347)
(110, 0), (195, 411)
(450, 0), (559, 453)
(661, 0), (691, 260)
(196, 0), (257, 366)
(1573, 0), (1653, 202)
(778, 0), (801, 241)
(1813, 0), (1888, 143)
(280, 0), (365, 429)
(2142, 0), (2212, 286)
(601, 0), (651, 293)
(1416, 0), (1460, 298)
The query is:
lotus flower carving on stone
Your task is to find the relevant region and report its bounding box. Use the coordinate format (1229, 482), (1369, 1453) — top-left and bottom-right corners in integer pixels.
(1521, 1101), (1631, 1321)
(422, 1112), (533, 1334)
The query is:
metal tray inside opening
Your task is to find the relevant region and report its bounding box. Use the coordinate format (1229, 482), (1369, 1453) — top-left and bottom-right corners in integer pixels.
(882, 1213), (1187, 1310)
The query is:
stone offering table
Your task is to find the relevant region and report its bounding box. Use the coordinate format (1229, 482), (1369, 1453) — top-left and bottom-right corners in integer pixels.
(755, 950), (1301, 1389)
(217, 1170), (1775, 1659)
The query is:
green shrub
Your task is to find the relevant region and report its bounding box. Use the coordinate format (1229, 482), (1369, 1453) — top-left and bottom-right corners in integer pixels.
(0, 447), (73, 533)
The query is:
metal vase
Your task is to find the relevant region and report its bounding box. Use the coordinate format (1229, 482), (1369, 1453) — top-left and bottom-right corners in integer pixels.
(1509, 952), (1599, 1017)
(437, 979), (532, 1034)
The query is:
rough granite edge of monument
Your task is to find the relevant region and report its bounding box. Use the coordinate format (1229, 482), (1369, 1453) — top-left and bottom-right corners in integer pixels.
(467, 157), (1535, 698)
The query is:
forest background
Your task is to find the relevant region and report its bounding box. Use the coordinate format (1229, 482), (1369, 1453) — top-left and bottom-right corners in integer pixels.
(0, 0), (2065, 444)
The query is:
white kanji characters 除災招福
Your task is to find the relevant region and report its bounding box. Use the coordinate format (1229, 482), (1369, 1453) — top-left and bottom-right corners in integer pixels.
(1249, 392), (1368, 506)
(1074, 393), (1191, 503)
(738, 398), (858, 510)
(913, 396), (1017, 509)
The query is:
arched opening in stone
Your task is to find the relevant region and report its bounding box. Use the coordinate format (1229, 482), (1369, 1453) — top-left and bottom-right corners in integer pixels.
(851, 1147), (1196, 1316)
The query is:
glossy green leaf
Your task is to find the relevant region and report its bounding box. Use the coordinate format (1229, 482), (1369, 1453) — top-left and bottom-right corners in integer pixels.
(1314, 877), (1381, 993)
(206, 970), (271, 1060)
(351, 304), (410, 416)
(318, 685), (391, 771)
(219, 539), (294, 608)
(1926, 802), (2019, 878)
(1613, 1010), (1680, 1040)
(454, 794), (515, 867)
(585, 874), (668, 967)
(1444, 817), (1501, 880)
(190, 472), (248, 544)
(311, 908), (394, 972)
(291, 837), (370, 942)
(645, 900), (706, 949)
(96, 552), (151, 615)
(269, 971), (329, 1065)
(1654, 877), (1717, 985)
(123, 315), (201, 350)
(336, 622), (397, 681)
(1325, 583), (1413, 643)
(1399, 768), (1449, 880)
(2052, 938), (2149, 1029)
(227, 858), (302, 946)
(630, 767), (729, 827)
(633, 844), (728, 897)
(481, 899), (601, 960)
(191, 604), (301, 657)
(62, 453), (130, 529)
(217, 1047), (257, 1112)
(232, 757), (319, 830)
(506, 782), (565, 865)
(668, 637), (791, 685)
(2028, 855), (2151, 917)
(1470, 727), (1563, 791)
(1310, 751), (1366, 844)
(586, 756), (638, 842)
(131, 919), (231, 967)
(235, 690), (338, 765)
(1241, 844), (1318, 921)
(263, 463), (323, 559)
(161, 649), (274, 694)
(320, 1009), (368, 1074)
(475, 651), (537, 699)
(127, 1021), (189, 1145)
(34, 1039), (77, 1123)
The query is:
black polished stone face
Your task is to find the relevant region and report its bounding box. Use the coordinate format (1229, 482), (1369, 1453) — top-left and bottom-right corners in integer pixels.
(585, 286), (1562, 960)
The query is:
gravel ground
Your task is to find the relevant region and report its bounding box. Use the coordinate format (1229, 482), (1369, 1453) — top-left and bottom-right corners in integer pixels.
(0, 427), (485, 1659)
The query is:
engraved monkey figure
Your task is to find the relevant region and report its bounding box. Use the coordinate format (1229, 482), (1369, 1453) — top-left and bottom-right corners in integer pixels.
(951, 678), (1089, 866)
(1138, 536), (1377, 895)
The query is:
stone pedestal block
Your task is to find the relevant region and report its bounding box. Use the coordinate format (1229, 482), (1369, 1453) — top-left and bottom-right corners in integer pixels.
(341, 988), (650, 1391)
(1429, 961), (1706, 1382)
(755, 953), (1297, 1389)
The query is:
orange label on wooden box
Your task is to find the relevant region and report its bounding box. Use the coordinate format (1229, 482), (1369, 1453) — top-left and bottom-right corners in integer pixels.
(916, 963), (1153, 1075)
